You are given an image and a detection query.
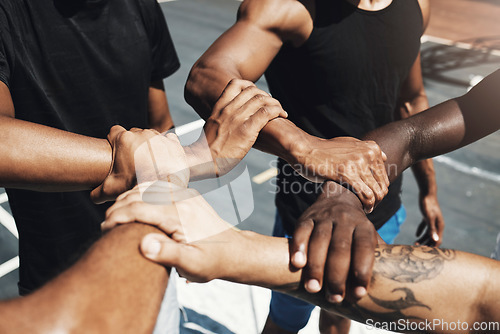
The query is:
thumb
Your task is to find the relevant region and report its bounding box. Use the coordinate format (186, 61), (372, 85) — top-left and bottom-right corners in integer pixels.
(140, 233), (181, 267)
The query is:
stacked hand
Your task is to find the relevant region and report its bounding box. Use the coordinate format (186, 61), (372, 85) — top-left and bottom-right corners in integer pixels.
(91, 126), (189, 204)
(103, 181), (242, 283)
(288, 136), (389, 213)
(92, 79), (289, 202)
(187, 79), (288, 179)
(291, 181), (381, 302)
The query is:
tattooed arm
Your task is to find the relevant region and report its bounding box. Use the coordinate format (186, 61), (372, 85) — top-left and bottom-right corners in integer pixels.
(106, 184), (500, 331)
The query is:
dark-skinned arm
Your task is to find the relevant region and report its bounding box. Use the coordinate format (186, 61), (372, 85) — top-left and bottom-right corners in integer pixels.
(291, 69), (500, 302)
(148, 80), (175, 132)
(0, 223), (168, 334)
(0, 81), (112, 192)
(104, 185), (500, 330)
(185, 0), (388, 211)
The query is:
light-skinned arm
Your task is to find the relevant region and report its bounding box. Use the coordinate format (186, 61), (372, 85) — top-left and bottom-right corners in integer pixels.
(103, 184), (500, 331)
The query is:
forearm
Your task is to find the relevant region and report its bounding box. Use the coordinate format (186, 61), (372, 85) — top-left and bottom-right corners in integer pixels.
(411, 158), (437, 195)
(0, 223), (168, 334)
(365, 70), (500, 183)
(0, 116), (111, 191)
(224, 231), (499, 329)
(185, 52), (307, 163)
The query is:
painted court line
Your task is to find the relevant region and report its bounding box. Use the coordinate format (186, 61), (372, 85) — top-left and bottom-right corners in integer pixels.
(252, 168), (278, 184)
(0, 192), (7, 204)
(175, 119), (205, 136)
(421, 35), (500, 57)
(0, 206), (17, 239)
(0, 256), (19, 279)
(434, 155), (500, 184)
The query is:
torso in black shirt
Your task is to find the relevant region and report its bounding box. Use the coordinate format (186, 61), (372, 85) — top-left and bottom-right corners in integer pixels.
(0, 0), (180, 294)
(264, 0), (422, 234)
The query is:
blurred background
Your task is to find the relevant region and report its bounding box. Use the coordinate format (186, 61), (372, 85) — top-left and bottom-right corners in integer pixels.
(0, 0), (499, 332)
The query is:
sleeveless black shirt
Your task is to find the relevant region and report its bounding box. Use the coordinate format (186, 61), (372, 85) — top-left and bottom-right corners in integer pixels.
(265, 0), (423, 233)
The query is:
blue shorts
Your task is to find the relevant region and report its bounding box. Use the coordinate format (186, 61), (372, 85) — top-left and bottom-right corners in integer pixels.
(269, 206), (407, 332)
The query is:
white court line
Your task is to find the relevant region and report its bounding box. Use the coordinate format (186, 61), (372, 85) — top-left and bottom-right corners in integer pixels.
(421, 35), (500, 57)
(0, 256), (19, 279)
(175, 119), (205, 136)
(434, 155), (500, 184)
(0, 206), (18, 239)
(0, 192), (7, 204)
(252, 168), (278, 184)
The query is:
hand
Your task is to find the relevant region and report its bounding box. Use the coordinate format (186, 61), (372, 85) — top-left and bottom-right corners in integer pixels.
(103, 181), (242, 282)
(186, 79), (288, 179)
(91, 126), (189, 204)
(289, 135), (389, 213)
(291, 181), (378, 303)
(415, 193), (445, 246)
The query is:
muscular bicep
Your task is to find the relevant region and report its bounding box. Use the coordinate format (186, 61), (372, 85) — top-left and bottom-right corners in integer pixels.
(185, 0), (312, 117)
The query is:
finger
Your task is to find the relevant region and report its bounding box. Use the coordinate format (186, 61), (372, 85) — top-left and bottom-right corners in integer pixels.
(107, 125), (126, 142)
(360, 171), (384, 207)
(291, 218), (314, 269)
(434, 216), (445, 247)
(90, 175), (129, 204)
(105, 189), (143, 220)
(415, 219), (427, 238)
(242, 105), (288, 139)
(349, 222), (377, 299)
(103, 201), (181, 235)
(141, 233), (181, 267)
(213, 80), (257, 115)
(303, 220), (333, 293)
(371, 163), (389, 197)
(238, 93), (286, 120)
(349, 179), (375, 213)
(324, 224), (353, 303)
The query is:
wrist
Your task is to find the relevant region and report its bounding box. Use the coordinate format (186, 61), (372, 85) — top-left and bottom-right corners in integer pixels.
(184, 139), (216, 180)
(283, 127), (313, 165)
(320, 181), (363, 209)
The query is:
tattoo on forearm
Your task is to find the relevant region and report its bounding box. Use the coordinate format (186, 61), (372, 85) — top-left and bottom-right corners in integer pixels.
(374, 245), (455, 283)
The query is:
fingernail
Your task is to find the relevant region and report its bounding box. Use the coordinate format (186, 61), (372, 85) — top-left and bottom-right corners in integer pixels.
(354, 286), (367, 298)
(100, 221), (107, 230)
(292, 251), (306, 266)
(305, 279), (321, 293)
(142, 236), (162, 257)
(327, 294), (343, 303)
(432, 233), (439, 242)
(283, 110), (288, 118)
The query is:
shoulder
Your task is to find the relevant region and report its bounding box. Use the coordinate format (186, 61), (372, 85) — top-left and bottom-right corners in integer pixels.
(237, 0), (313, 46)
(416, 0), (430, 32)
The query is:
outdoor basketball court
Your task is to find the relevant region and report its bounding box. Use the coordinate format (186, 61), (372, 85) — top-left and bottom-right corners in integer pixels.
(0, 0), (499, 333)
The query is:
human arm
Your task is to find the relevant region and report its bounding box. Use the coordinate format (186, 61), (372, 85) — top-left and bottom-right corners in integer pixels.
(104, 185), (500, 330)
(395, 53), (444, 246)
(0, 82), (112, 191)
(148, 80), (174, 132)
(185, 0), (388, 210)
(290, 69), (500, 299)
(0, 222), (169, 334)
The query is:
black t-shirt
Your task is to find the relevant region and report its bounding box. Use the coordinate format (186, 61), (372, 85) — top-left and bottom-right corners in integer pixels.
(265, 0), (422, 234)
(0, 0), (180, 294)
